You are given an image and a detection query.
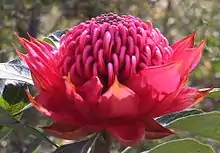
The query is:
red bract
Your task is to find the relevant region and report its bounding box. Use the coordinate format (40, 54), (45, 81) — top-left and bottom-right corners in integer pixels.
(16, 13), (210, 146)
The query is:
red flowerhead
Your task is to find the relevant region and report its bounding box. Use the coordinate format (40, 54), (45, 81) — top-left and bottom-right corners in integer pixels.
(16, 13), (210, 146)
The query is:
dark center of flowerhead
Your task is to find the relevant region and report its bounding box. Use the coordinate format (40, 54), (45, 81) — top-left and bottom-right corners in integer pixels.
(95, 13), (126, 25)
(91, 12), (137, 26)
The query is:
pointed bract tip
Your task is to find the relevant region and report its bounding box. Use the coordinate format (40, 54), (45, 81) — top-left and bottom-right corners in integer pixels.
(27, 33), (36, 42)
(191, 31), (197, 36)
(14, 32), (19, 38)
(186, 31), (196, 40)
(145, 123), (175, 140)
(14, 32), (25, 43)
(12, 43), (26, 59)
(25, 90), (52, 116)
(187, 31), (196, 42)
(198, 88), (212, 94)
(198, 38), (207, 49)
(192, 88), (212, 106)
(15, 35), (28, 47)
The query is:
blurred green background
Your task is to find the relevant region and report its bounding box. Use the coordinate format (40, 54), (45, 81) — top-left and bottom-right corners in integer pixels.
(0, 0), (220, 152)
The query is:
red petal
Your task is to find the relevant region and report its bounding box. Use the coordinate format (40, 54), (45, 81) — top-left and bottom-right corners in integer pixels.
(190, 40), (206, 69)
(64, 76), (90, 117)
(143, 117), (174, 139)
(159, 87), (211, 116)
(14, 45), (51, 90)
(18, 34), (57, 61)
(42, 122), (89, 140)
(25, 90), (52, 116)
(173, 40), (206, 75)
(28, 33), (58, 56)
(126, 76), (158, 115)
(77, 76), (103, 103)
(107, 122), (145, 146)
(147, 75), (189, 117)
(25, 57), (54, 90)
(16, 36), (62, 91)
(171, 32), (195, 56)
(126, 62), (184, 115)
(27, 90), (86, 126)
(99, 78), (139, 119)
(128, 62), (182, 94)
(140, 62), (183, 94)
(76, 77), (103, 117)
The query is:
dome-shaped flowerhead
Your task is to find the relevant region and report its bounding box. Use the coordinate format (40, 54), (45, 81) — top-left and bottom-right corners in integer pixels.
(16, 13), (210, 146)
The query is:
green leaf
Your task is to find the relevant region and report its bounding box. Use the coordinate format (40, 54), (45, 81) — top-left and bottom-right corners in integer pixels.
(13, 103), (33, 116)
(0, 106), (17, 125)
(7, 102), (26, 120)
(7, 102), (26, 114)
(0, 106), (18, 139)
(0, 100), (14, 140)
(25, 126), (58, 147)
(2, 83), (29, 104)
(207, 88), (220, 98)
(0, 99), (56, 148)
(43, 30), (66, 49)
(0, 96), (9, 110)
(48, 30), (66, 42)
(53, 134), (100, 153)
(0, 106), (53, 152)
(146, 138), (215, 153)
(168, 112), (220, 142)
(43, 37), (59, 48)
(53, 139), (92, 153)
(0, 127), (12, 140)
(0, 58), (33, 104)
(0, 101), (28, 140)
(156, 109), (203, 125)
(0, 97), (28, 121)
(24, 137), (44, 153)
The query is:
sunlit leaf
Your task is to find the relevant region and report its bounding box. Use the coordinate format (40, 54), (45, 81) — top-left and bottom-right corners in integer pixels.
(168, 112), (220, 142)
(145, 138), (215, 153)
(0, 58), (34, 104)
(8, 102), (26, 114)
(7, 102), (27, 120)
(156, 109), (203, 126)
(0, 58), (32, 84)
(0, 96), (9, 110)
(13, 103), (33, 116)
(207, 88), (220, 98)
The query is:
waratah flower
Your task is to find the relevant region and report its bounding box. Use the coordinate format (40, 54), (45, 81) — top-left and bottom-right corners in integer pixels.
(16, 13), (210, 146)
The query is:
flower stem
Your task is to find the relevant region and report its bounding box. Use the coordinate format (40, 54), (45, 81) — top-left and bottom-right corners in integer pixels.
(103, 132), (112, 149)
(86, 133), (101, 153)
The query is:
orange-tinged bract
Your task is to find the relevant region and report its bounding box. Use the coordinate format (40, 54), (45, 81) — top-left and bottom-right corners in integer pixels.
(17, 13), (210, 146)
